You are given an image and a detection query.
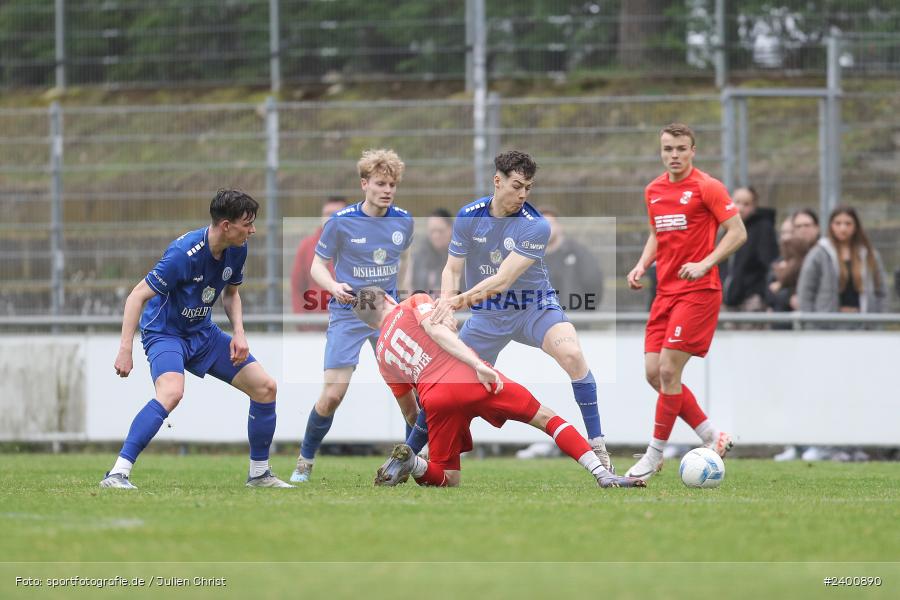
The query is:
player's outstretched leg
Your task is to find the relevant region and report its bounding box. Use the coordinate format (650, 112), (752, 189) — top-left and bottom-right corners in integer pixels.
(99, 397), (170, 490)
(541, 323), (613, 472)
(531, 406), (644, 488)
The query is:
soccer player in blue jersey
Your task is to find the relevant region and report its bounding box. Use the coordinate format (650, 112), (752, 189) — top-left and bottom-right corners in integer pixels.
(290, 149), (417, 483)
(420, 151), (613, 471)
(99, 190), (292, 489)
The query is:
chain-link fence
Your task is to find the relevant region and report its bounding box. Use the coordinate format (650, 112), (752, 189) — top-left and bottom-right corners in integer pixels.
(2, 93), (898, 317)
(2, 1), (900, 89)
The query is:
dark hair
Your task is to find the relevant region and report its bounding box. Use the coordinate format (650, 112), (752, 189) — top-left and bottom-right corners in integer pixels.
(735, 186), (759, 205)
(430, 208), (453, 226)
(210, 189), (259, 225)
(827, 205), (882, 292)
(351, 286), (389, 329)
(494, 150), (538, 180)
(792, 207), (819, 227)
(324, 196), (348, 207)
(660, 123), (696, 147)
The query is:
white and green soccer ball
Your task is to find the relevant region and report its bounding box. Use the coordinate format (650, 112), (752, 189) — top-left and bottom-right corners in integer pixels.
(679, 447), (725, 488)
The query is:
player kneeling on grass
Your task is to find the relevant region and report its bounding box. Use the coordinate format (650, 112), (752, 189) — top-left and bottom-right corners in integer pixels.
(352, 287), (645, 489)
(100, 190), (292, 490)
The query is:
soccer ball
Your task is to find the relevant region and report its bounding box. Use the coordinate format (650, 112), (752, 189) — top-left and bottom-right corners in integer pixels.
(679, 447), (725, 488)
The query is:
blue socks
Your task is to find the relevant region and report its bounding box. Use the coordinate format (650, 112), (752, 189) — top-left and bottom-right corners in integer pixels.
(119, 399), (168, 463)
(572, 370), (602, 439)
(405, 408), (429, 454)
(248, 400), (277, 461)
(300, 408), (334, 460)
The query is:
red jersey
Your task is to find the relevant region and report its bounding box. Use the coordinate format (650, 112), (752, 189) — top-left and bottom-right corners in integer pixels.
(375, 293), (466, 399)
(644, 167), (738, 295)
(290, 227), (335, 313)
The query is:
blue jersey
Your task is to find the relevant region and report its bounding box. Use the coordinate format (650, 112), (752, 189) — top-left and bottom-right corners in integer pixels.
(140, 227), (247, 336)
(315, 202), (414, 307)
(449, 196), (556, 311)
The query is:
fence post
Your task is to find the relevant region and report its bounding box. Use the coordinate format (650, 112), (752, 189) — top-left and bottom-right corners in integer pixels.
(714, 0), (727, 88)
(720, 89), (735, 191)
(486, 92), (501, 168)
(736, 96), (748, 186)
(818, 98), (828, 221)
(825, 34), (842, 214)
(269, 0), (281, 93)
(55, 0), (66, 90)
(49, 102), (64, 317)
(265, 97), (280, 324)
(470, 0), (488, 196)
(465, 0), (474, 92)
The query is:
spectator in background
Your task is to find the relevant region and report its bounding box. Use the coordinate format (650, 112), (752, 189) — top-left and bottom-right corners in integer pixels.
(539, 205), (604, 311)
(410, 208), (453, 297)
(765, 216), (801, 324)
(798, 206), (887, 315)
(723, 186), (777, 312)
(290, 197), (348, 314)
(780, 206), (886, 463)
(894, 266), (900, 304)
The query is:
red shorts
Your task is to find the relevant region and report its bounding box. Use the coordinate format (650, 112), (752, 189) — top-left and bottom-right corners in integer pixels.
(644, 289), (721, 357)
(420, 368), (540, 471)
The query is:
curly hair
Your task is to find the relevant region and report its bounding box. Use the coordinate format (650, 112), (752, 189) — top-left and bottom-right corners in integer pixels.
(494, 150), (538, 179)
(358, 149), (405, 182)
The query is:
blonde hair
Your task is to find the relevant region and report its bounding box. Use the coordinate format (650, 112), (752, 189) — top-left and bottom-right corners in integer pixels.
(358, 149), (405, 182)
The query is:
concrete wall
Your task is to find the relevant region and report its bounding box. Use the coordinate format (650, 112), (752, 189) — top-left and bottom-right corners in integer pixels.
(1, 331), (896, 446)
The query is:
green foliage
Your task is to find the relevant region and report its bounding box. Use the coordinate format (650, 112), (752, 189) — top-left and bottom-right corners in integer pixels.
(2, 1), (899, 88)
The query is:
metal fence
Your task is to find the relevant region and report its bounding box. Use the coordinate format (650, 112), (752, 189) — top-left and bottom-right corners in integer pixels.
(1, 92), (899, 317)
(2, 1), (900, 90)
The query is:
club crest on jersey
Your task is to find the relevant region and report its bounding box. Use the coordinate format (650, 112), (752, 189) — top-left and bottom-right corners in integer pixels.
(201, 286), (216, 304)
(679, 191), (693, 204)
(490, 249), (502, 264)
(392, 231), (404, 245)
(373, 248), (387, 265)
(222, 267), (233, 281)
(503, 237), (515, 251)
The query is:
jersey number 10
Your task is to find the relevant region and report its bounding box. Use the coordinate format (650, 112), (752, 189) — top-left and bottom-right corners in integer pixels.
(383, 328), (424, 376)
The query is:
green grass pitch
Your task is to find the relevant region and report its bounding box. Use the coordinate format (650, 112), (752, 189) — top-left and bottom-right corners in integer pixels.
(1, 454), (897, 599)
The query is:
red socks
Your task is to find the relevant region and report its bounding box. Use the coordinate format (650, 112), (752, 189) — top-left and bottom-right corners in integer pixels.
(679, 384), (708, 429)
(414, 462), (448, 487)
(545, 415), (593, 460)
(653, 391), (682, 441)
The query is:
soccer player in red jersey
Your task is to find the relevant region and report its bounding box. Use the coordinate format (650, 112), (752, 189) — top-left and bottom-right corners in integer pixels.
(624, 123), (747, 481)
(351, 287), (645, 489)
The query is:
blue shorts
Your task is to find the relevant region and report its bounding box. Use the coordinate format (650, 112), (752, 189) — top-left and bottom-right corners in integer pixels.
(459, 303), (568, 365)
(323, 306), (379, 370)
(141, 324), (256, 384)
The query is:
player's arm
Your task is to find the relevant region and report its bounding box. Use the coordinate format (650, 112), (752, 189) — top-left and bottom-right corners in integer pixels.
(420, 319), (503, 393)
(114, 279), (157, 378)
(397, 247), (411, 298)
(394, 389), (419, 427)
(310, 254), (353, 303)
(428, 254), (466, 326)
(627, 226), (658, 290)
(222, 284), (251, 366)
(678, 214), (747, 281)
(447, 252), (533, 312)
(439, 254), (465, 300)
